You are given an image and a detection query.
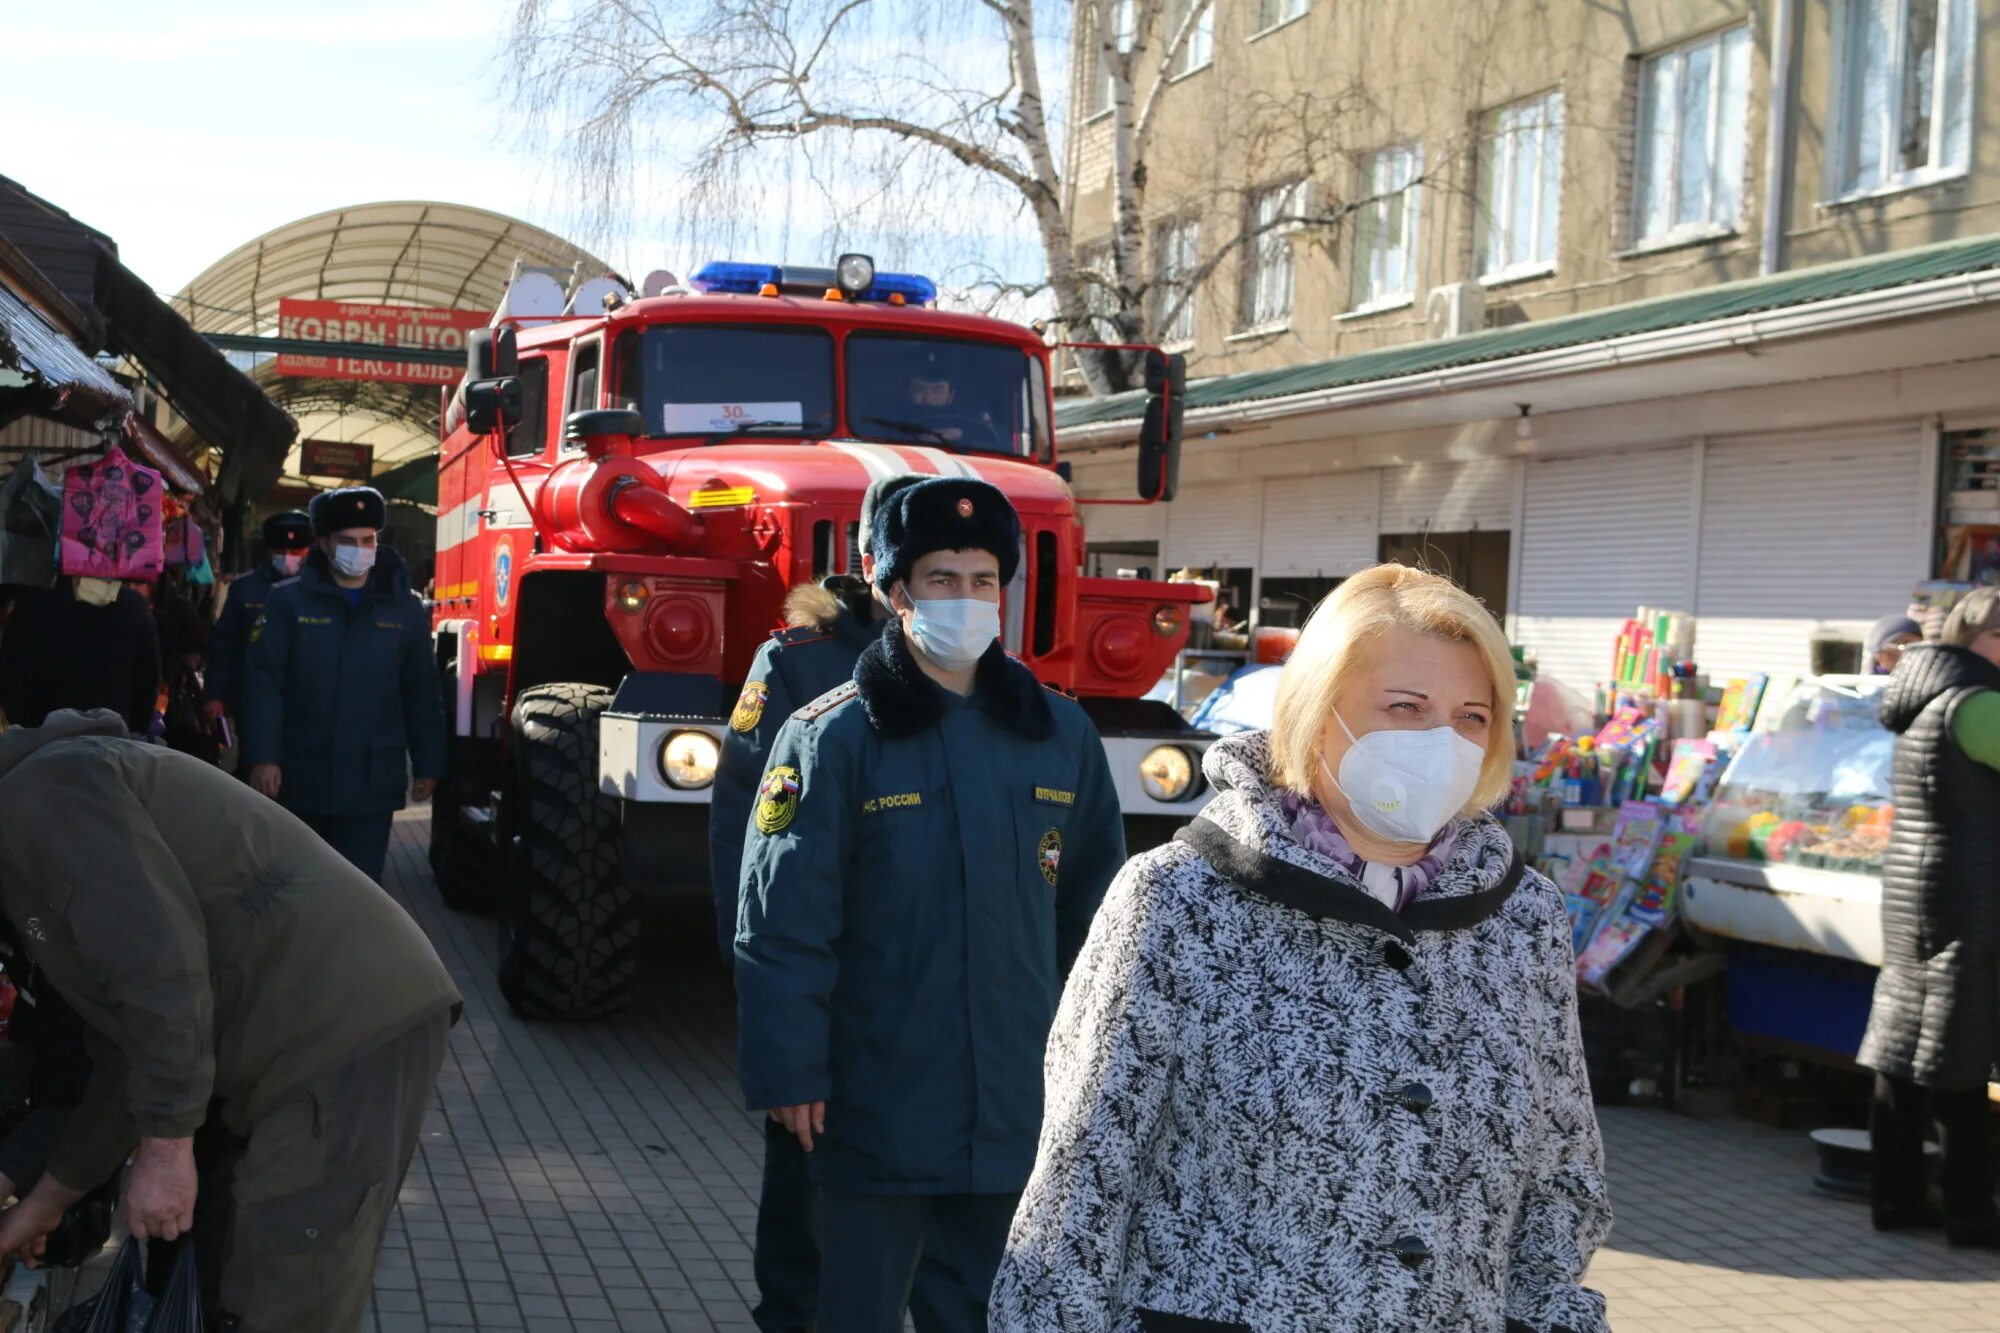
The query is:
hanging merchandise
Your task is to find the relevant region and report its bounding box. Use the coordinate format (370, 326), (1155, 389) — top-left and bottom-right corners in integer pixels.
(0, 452), (63, 588)
(184, 552), (215, 586)
(59, 444), (165, 581)
(161, 495), (208, 568)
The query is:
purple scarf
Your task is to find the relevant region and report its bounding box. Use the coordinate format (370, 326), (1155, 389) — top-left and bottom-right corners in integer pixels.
(1279, 792), (1459, 913)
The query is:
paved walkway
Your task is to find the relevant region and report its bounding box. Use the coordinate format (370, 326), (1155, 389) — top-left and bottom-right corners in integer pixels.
(360, 813), (1996, 1331)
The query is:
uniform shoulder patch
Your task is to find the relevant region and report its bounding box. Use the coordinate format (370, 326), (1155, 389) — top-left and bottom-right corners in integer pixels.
(793, 681), (859, 723)
(755, 765), (802, 834)
(772, 626), (833, 648)
(730, 680), (770, 733)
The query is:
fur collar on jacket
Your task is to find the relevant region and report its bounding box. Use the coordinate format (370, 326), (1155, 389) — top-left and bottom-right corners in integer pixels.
(854, 620), (1054, 742)
(1183, 731), (1523, 941)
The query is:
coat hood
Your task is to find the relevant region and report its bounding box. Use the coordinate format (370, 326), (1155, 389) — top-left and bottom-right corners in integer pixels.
(1186, 730), (1523, 937)
(0, 709), (128, 782)
(1879, 642), (2000, 734)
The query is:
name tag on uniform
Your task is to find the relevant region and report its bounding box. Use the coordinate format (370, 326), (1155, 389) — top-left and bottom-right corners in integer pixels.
(1033, 787), (1076, 807)
(861, 791), (923, 814)
(297, 614), (334, 626)
(375, 620), (402, 630)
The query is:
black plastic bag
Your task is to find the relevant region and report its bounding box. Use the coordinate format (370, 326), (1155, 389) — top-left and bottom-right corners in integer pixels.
(146, 1240), (205, 1333)
(53, 1235), (153, 1333)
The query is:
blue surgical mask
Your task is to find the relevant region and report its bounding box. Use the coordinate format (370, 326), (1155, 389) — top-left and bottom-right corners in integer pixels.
(331, 545), (377, 580)
(272, 552), (304, 578)
(904, 597), (1000, 672)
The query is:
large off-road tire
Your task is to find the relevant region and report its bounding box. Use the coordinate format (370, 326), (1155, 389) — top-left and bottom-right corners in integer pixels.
(496, 683), (636, 1019)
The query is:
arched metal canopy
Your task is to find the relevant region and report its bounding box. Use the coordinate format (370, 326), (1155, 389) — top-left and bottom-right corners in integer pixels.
(172, 201), (608, 472)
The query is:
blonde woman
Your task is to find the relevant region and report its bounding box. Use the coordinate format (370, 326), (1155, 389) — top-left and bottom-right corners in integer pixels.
(989, 564), (1610, 1333)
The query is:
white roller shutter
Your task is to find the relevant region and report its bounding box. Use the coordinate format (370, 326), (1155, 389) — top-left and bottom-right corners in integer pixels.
(1695, 425), (1927, 679)
(1514, 444), (1696, 703)
(1260, 470), (1380, 577)
(1163, 480), (1264, 568)
(1081, 499), (1167, 545)
(1380, 458), (1519, 532)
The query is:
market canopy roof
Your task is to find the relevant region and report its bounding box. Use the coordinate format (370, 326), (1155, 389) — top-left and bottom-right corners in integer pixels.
(1056, 232), (2000, 435)
(174, 201), (608, 479)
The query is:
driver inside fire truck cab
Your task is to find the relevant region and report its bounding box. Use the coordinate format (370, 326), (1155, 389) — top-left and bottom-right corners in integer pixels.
(903, 369), (963, 443)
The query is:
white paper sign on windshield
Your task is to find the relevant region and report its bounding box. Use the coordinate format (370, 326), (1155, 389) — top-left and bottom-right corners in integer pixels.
(661, 402), (804, 434)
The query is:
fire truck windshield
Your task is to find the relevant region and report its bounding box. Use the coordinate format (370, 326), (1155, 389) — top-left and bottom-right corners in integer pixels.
(846, 332), (1046, 456)
(639, 325), (837, 439)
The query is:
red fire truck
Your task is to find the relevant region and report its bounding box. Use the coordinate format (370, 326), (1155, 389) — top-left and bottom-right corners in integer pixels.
(431, 254), (1211, 1019)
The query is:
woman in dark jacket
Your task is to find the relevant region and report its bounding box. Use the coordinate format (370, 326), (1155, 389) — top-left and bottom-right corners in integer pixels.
(1861, 587), (2000, 1248)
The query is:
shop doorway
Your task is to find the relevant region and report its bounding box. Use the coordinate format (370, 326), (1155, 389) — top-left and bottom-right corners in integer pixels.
(1379, 530), (1510, 619)
(1258, 575), (1343, 628)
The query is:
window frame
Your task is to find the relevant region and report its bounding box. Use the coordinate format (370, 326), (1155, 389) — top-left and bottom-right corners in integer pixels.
(1165, 0), (1215, 80)
(1476, 90), (1566, 285)
(1630, 24), (1754, 250)
(1348, 144), (1423, 315)
(1827, 0), (1977, 203)
(1237, 180), (1305, 334)
(1248, 0), (1310, 42)
(559, 334), (604, 452)
(1087, 0), (1137, 120)
(1150, 214), (1202, 349)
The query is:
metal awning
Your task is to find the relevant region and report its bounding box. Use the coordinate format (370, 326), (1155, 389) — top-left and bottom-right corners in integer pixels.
(94, 250), (297, 504)
(0, 277), (130, 428)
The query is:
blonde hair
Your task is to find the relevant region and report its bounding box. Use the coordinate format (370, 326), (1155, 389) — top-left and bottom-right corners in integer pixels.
(1269, 563), (1518, 812)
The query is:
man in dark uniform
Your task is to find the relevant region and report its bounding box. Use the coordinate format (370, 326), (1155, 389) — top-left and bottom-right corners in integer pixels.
(204, 511), (312, 740)
(736, 478), (1125, 1333)
(0, 710), (460, 1332)
(711, 472), (924, 1333)
(241, 487), (445, 883)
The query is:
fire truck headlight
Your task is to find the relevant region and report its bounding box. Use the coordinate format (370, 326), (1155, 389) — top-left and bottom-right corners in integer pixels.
(1152, 604), (1185, 636)
(1139, 745), (1199, 803)
(616, 580), (651, 612)
(660, 730), (721, 790)
(835, 253), (876, 296)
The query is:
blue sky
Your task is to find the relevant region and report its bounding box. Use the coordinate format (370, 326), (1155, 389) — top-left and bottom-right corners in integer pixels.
(3, 0), (1053, 307)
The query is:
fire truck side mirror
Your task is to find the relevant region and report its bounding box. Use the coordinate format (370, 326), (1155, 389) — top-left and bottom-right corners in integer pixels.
(565, 408), (647, 453)
(1138, 350), (1184, 502)
(468, 327), (518, 380)
(465, 376), (524, 436)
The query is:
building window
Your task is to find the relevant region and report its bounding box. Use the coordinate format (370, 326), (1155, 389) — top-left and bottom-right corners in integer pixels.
(1090, 0), (1137, 116)
(1166, 0), (1215, 78)
(1476, 91), (1565, 281)
(1634, 26), (1752, 244)
(1351, 145), (1421, 310)
(1151, 216), (1200, 346)
(1834, 0), (1975, 197)
(1252, 0), (1310, 34)
(1240, 181), (1304, 331)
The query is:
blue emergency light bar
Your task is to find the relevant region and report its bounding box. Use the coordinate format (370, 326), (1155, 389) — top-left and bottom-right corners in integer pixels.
(689, 260), (937, 307)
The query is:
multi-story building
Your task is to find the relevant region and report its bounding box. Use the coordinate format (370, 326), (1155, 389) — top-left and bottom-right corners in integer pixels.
(1059, 0), (2000, 714)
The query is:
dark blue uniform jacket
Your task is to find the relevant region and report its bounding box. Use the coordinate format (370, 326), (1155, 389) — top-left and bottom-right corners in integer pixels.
(203, 561), (283, 713)
(709, 585), (877, 960)
(240, 548), (446, 815)
(736, 621), (1125, 1195)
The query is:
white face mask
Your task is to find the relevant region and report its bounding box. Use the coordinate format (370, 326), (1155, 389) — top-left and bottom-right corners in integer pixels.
(902, 595), (1000, 672)
(330, 545), (377, 580)
(1321, 707), (1486, 845)
(272, 552), (304, 577)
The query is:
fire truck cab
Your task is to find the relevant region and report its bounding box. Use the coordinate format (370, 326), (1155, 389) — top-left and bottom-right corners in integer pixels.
(432, 255), (1211, 1019)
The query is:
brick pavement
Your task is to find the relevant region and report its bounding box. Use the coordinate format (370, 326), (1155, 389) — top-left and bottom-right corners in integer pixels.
(357, 812), (1996, 1331)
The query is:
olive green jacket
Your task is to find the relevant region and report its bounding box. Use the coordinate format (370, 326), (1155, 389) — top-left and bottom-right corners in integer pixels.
(0, 711), (460, 1190)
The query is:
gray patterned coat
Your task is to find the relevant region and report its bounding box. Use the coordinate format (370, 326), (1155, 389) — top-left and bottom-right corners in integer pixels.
(989, 732), (1611, 1333)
